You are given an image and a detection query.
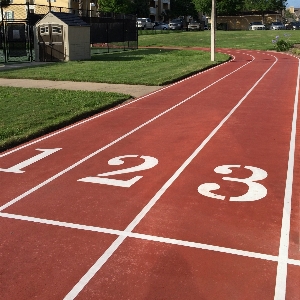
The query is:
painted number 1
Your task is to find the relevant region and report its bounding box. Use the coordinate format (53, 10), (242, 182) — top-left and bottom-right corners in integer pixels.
(198, 165), (268, 202)
(0, 148), (61, 174)
(78, 155), (158, 188)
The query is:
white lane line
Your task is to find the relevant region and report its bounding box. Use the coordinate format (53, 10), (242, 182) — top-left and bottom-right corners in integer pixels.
(0, 55), (255, 212)
(64, 55), (278, 300)
(274, 58), (300, 300)
(287, 259), (300, 266)
(0, 212), (281, 262)
(0, 53), (236, 158)
(2, 212), (300, 266)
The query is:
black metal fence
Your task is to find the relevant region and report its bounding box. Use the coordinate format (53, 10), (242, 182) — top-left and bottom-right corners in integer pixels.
(0, 4), (137, 63)
(85, 14), (137, 53)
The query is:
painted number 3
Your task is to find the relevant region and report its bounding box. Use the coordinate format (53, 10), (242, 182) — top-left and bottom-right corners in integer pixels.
(198, 165), (268, 202)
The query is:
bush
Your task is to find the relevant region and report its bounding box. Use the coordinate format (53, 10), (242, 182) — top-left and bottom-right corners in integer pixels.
(272, 34), (293, 52)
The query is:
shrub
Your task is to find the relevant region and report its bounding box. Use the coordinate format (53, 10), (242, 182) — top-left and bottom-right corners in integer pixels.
(272, 34), (293, 52)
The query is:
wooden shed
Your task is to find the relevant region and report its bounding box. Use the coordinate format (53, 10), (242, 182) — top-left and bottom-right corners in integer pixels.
(34, 12), (90, 62)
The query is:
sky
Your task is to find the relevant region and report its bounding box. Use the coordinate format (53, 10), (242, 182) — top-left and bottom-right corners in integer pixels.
(286, 0), (299, 8)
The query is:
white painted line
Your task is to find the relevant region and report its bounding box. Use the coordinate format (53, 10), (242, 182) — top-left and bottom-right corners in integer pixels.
(274, 58), (300, 300)
(64, 55), (278, 299)
(0, 212), (125, 236)
(0, 211), (290, 263)
(0, 55), (254, 212)
(287, 258), (300, 266)
(0, 53), (236, 158)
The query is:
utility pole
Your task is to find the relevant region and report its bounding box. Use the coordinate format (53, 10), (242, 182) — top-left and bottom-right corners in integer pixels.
(211, 0), (215, 61)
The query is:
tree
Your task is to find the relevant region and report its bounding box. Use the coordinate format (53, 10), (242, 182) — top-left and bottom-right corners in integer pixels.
(243, 0), (286, 22)
(216, 0), (244, 15)
(243, 0), (286, 12)
(192, 0), (243, 15)
(98, 0), (132, 13)
(170, 0), (198, 19)
(129, 0), (150, 17)
(192, 0), (213, 15)
(192, 0), (286, 16)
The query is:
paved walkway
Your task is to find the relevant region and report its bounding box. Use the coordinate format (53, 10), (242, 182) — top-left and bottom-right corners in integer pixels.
(0, 62), (162, 98)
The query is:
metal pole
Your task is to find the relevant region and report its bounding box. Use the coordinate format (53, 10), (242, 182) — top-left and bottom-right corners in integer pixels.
(211, 0), (215, 61)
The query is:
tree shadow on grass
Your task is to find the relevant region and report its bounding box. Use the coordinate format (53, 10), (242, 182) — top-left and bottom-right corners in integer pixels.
(90, 48), (177, 62)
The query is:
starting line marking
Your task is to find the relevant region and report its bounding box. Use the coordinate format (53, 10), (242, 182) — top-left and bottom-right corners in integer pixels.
(1, 212), (299, 266)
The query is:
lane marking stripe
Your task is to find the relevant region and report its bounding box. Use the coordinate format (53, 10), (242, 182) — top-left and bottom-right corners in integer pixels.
(2, 211), (299, 265)
(0, 55), (255, 212)
(63, 55), (278, 299)
(274, 57), (300, 300)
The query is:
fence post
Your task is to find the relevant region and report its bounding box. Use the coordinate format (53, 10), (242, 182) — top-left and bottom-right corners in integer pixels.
(123, 16), (125, 51)
(1, 5), (8, 63)
(106, 21), (109, 53)
(26, 1), (33, 61)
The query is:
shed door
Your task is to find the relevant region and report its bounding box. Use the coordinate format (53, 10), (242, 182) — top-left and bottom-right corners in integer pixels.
(38, 24), (64, 62)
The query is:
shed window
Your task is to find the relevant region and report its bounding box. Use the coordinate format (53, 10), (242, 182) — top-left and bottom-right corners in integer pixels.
(5, 11), (14, 20)
(40, 26), (49, 35)
(52, 26), (62, 34)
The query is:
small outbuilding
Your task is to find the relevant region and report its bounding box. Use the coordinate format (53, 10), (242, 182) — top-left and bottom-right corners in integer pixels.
(34, 12), (90, 62)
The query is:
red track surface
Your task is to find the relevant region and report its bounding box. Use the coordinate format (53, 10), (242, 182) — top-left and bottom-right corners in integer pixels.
(0, 49), (299, 299)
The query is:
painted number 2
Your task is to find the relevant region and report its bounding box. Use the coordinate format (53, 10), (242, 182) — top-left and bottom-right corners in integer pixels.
(78, 155), (158, 188)
(198, 165), (268, 202)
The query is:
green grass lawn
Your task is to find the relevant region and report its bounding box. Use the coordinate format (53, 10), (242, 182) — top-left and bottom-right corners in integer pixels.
(138, 30), (300, 50)
(0, 49), (229, 86)
(0, 87), (131, 151)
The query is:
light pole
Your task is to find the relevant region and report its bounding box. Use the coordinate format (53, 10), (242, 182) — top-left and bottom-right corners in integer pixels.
(211, 0), (215, 61)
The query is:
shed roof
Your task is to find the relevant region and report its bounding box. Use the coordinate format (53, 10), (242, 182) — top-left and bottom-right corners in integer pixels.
(49, 12), (89, 26)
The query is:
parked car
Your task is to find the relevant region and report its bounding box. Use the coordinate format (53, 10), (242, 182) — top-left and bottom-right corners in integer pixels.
(136, 18), (153, 30)
(285, 21), (300, 30)
(153, 22), (169, 30)
(248, 21), (265, 30)
(169, 19), (183, 30)
(269, 22), (285, 30)
(188, 20), (201, 31)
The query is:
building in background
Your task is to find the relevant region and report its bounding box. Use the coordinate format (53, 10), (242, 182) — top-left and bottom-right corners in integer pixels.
(287, 6), (299, 20)
(149, 0), (170, 22)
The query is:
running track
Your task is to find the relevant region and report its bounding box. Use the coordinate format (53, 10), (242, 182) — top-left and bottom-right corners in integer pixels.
(0, 49), (299, 299)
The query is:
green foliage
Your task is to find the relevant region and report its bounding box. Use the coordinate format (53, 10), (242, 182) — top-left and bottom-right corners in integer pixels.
(98, 0), (132, 13)
(170, 0), (198, 19)
(216, 0), (245, 15)
(243, 0), (286, 12)
(129, 0), (149, 17)
(291, 47), (300, 56)
(192, 0), (212, 15)
(272, 34), (293, 52)
(192, 0), (287, 15)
